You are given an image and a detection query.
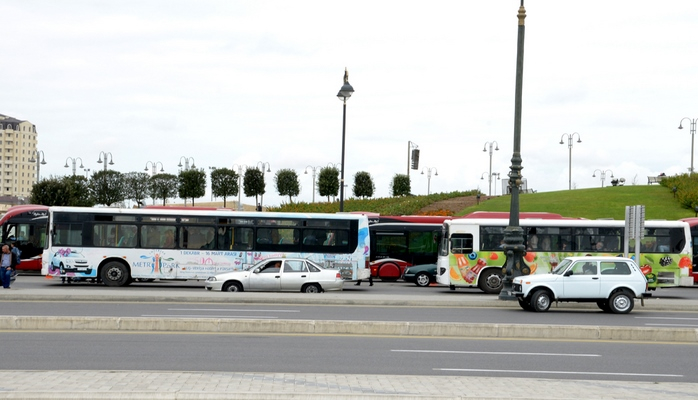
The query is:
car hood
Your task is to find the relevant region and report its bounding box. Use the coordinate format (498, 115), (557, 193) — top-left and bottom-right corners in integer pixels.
(514, 273), (561, 284)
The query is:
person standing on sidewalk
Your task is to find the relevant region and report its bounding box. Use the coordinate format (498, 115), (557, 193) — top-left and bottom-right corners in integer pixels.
(0, 245), (17, 289)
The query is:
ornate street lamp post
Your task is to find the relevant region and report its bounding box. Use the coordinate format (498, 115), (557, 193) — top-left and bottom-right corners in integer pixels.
(178, 156), (196, 171)
(304, 165), (321, 203)
(337, 68), (354, 212)
(499, 1), (528, 301)
(144, 161), (164, 176)
(679, 118), (697, 174)
(559, 132), (582, 190)
(256, 161), (271, 210)
(28, 150), (47, 182)
(97, 151), (114, 171)
(64, 157), (84, 176)
(592, 169), (614, 188)
(483, 141), (500, 196)
(232, 164), (248, 211)
(421, 167), (438, 195)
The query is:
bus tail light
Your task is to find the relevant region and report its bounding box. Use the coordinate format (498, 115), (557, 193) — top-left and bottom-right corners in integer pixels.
(365, 260), (370, 269)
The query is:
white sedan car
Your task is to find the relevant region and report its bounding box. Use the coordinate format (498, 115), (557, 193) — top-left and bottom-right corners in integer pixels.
(205, 258), (344, 293)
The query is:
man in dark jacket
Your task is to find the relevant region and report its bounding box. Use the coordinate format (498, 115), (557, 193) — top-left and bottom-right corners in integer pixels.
(0, 244), (18, 289)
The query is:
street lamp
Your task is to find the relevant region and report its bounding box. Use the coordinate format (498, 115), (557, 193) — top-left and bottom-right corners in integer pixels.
(178, 156), (196, 171)
(97, 151), (114, 171)
(678, 117), (697, 174)
(421, 167), (438, 195)
(144, 161), (164, 176)
(499, 1), (528, 301)
(304, 165), (322, 203)
(592, 169), (614, 188)
(559, 132), (582, 190)
(232, 164), (248, 211)
(337, 67), (354, 212)
(256, 161), (271, 209)
(28, 150), (47, 182)
(64, 157), (84, 176)
(491, 173), (501, 195)
(84, 168), (91, 178)
(483, 141), (500, 196)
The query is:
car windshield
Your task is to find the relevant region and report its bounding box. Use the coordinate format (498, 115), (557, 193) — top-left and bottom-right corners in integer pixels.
(551, 259), (572, 275)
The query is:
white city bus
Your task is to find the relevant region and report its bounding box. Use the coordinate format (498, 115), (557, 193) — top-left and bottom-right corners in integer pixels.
(435, 215), (693, 293)
(42, 206), (370, 287)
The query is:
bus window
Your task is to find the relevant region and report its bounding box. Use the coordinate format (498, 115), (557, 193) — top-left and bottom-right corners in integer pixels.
(450, 233), (473, 254)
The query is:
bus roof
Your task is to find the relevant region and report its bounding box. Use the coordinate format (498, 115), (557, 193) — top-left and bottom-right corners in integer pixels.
(0, 204), (49, 222)
(47, 206), (369, 221)
(462, 211), (582, 220)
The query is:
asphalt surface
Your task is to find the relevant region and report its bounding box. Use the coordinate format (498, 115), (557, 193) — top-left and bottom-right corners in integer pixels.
(2, 284), (698, 399)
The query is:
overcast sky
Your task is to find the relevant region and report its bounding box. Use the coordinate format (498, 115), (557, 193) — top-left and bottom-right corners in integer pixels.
(3, 1), (698, 207)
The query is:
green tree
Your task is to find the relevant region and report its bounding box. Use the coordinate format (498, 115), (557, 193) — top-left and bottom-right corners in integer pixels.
(30, 175), (95, 206)
(390, 174), (411, 197)
(123, 171), (151, 207)
(352, 171), (375, 199)
(178, 168), (207, 207)
(274, 169), (300, 204)
(318, 166), (339, 202)
(244, 168), (265, 207)
(211, 167), (238, 208)
(149, 173), (179, 206)
(89, 170), (125, 206)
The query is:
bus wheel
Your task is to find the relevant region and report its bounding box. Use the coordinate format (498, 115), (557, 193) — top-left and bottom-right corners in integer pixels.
(222, 281), (243, 292)
(302, 283), (322, 293)
(101, 261), (130, 287)
(415, 272), (431, 287)
(478, 269), (503, 294)
(449, 285), (456, 291)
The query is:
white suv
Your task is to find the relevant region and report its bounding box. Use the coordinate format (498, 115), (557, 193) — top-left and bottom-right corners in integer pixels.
(511, 256), (650, 314)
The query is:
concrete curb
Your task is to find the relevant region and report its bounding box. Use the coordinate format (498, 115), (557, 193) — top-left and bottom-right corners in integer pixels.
(2, 316), (697, 343)
(4, 292), (698, 311)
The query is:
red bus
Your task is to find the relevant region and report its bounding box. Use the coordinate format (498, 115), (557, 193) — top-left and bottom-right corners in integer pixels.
(0, 205), (48, 271)
(368, 215), (455, 281)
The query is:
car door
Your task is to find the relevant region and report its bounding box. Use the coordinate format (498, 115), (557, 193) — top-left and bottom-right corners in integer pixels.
(280, 260), (309, 291)
(561, 261), (600, 299)
(248, 262), (282, 291)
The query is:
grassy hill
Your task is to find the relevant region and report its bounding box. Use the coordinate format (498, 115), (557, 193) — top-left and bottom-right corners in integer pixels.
(459, 185), (694, 220)
(272, 185), (695, 221)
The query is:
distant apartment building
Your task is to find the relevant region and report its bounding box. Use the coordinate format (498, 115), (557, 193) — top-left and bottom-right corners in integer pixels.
(0, 113), (39, 202)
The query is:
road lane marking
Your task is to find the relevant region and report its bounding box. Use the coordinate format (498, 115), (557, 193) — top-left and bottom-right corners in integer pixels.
(141, 314), (278, 319)
(636, 317), (698, 320)
(168, 308), (300, 313)
(644, 323), (698, 327)
(393, 350), (599, 357)
(434, 368), (682, 377)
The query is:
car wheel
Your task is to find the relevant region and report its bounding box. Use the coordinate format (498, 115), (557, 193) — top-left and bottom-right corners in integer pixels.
(302, 283), (322, 293)
(414, 272), (431, 287)
(222, 281), (243, 292)
(477, 269), (503, 294)
(518, 298), (534, 311)
(597, 301), (611, 312)
(608, 291), (634, 314)
(530, 289), (552, 312)
(100, 261), (130, 287)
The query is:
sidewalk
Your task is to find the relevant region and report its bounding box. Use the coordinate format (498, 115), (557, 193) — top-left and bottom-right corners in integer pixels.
(2, 371), (698, 399)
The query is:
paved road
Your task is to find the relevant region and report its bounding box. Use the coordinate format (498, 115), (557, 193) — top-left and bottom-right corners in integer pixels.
(3, 275), (698, 399)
